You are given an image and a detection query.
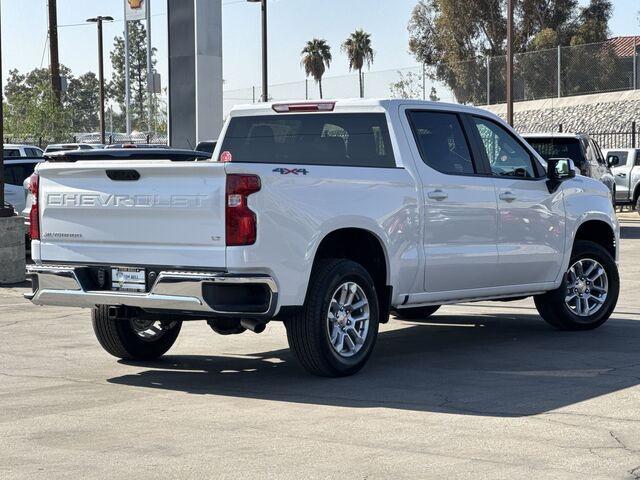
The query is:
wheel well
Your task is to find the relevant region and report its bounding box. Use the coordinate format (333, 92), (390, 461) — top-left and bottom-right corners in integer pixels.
(574, 220), (616, 258)
(633, 183), (640, 203)
(311, 228), (391, 322)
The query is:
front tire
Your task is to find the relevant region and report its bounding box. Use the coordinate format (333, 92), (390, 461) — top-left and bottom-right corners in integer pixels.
(92, 306), (182, 360)
(285, 259), (379, 377)
(534, 241), (619, 331)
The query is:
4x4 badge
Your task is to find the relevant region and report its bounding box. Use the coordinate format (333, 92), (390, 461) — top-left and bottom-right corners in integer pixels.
(273, 168), (309, 176)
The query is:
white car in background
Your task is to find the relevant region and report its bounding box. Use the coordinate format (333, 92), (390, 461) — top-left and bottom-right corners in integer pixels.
(44, 143), (102, 154)
(3, 158), (43, 216)
(603, 148), (640, 210)
(3, 144), (44, 158)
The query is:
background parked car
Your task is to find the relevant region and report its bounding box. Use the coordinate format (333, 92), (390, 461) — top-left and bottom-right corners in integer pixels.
(523, 133), (615, 201)
(3, 144), (44, 158)
(195, 140), (217, 157)
(603, 148), (640, 211)
(104, 143), (170, 149)
(44, 143), (101, 154)
(3, 157), (44, 216)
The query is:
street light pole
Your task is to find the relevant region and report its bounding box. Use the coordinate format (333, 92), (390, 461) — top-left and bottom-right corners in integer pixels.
(248, 0), (268, 102)
(506, 0), (514, 126)
(87, 16), (114, 145)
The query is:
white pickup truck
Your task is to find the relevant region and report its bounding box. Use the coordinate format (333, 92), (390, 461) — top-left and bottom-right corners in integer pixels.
(26, 100), (620, 377)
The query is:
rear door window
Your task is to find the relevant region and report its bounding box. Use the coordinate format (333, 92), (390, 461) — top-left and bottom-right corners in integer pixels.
(27, 148), (43, 157)
(219, 113), (396, 168)
(407, 111), (476, 175)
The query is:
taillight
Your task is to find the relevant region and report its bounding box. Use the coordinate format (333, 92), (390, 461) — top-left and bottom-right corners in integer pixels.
(28, 173), (40, 240)
(226, 174), (261, 246)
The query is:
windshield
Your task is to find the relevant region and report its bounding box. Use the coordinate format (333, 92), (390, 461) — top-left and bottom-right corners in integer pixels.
(526, 137), (583, 164)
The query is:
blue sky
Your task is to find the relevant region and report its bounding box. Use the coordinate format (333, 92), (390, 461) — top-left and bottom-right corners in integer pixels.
(2, 0), (639, 92)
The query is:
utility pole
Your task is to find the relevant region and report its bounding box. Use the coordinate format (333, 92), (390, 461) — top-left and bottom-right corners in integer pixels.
(87, 16), (114, 145)
(48, 0), (61, 104)
(124, 1), (132, 135)
(506, 0), (514, 126)
(146, 0), (154, 135)
(247, 0), (268, 102)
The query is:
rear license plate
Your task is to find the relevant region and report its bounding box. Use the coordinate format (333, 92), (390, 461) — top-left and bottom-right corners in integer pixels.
(111, 267), (146, 292)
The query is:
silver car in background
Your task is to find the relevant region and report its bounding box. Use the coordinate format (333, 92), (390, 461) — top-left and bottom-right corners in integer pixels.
(604, 148), (640, 211)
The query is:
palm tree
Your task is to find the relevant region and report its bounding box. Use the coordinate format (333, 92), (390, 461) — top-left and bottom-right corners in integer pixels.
(301, 39), (332, 99)
(342, 29), (374, 98)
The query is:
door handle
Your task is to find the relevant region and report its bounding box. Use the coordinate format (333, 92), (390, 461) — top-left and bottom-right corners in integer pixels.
(616, 173), (627, 178)
(427, 189), (448, 201)
(499, 191), (517, 202)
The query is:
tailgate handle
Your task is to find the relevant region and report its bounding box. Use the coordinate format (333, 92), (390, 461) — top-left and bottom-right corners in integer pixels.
(106, 170), (140, 181)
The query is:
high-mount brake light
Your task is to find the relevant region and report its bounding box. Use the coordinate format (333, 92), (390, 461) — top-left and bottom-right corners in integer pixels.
(28, 173), (40, 240)
(226, 174), (261, 246)
(272, 102), (335, 113)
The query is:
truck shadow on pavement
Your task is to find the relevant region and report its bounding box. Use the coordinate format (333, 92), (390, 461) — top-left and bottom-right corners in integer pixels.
(109, 312), (640, 417)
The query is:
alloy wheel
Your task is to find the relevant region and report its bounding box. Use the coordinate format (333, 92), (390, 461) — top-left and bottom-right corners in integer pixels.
(565, 258), (609, 318)
(326, 282), (370, 358)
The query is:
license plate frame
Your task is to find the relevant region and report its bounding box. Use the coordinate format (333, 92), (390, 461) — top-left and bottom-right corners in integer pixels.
(111, 267), (146, 292)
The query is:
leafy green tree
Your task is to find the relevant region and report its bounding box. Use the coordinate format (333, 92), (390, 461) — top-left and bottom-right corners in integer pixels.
(570, 0), (611, 45)
(301, 39), (332, 99)
(4, 67), (72, 141)
(66, 72), (100, 132)
(109, 20), (157, 131)
(408, 0), (614, 104)
(342, 30), (375, 98)
(389, 70), (423, 99)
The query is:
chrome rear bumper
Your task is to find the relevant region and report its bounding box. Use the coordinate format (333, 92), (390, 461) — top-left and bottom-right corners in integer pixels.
(25, 265), (278, 317)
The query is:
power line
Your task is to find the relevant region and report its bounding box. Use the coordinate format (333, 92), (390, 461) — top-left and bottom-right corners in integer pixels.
(40, 33), (49, 68)
(58, 12), (167, 28)
(57, 1), (254, 28)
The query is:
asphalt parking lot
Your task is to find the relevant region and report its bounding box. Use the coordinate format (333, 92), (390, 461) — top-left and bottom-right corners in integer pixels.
(2, 218), (640, 479)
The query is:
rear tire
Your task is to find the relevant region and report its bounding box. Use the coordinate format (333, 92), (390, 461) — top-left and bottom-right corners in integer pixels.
(285, 259), (379, 377)
(392, 305), (440, 320)
(92, 306), (182, 360)
(534, 241), (619, 331)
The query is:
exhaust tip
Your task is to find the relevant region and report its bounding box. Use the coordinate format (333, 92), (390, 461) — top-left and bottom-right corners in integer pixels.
(240, 318), (267, 334)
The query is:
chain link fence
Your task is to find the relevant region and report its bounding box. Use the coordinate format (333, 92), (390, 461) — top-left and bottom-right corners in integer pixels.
(223, 39), (639, 115)
(3, 132), (168, 148)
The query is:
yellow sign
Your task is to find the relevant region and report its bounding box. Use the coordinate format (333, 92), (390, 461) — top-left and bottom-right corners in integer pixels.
(125, 0), (146, 21)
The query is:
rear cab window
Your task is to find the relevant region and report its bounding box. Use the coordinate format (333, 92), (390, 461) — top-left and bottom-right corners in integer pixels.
(219, 113), (396, 168)
(3, 149), (21, 157)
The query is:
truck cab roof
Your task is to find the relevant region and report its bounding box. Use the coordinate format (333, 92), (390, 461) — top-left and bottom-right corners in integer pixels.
(228, 98), (504, 122)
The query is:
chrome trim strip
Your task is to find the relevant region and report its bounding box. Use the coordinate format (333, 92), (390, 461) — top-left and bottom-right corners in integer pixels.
(25, 265), (278, 316)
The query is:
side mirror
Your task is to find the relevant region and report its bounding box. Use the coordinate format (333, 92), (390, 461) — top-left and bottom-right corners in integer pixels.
(607, 155), (620, 167)
(546, 158), (576, 193)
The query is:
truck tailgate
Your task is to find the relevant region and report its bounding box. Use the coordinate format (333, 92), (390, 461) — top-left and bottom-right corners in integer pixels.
(37, 161), (227, 268)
